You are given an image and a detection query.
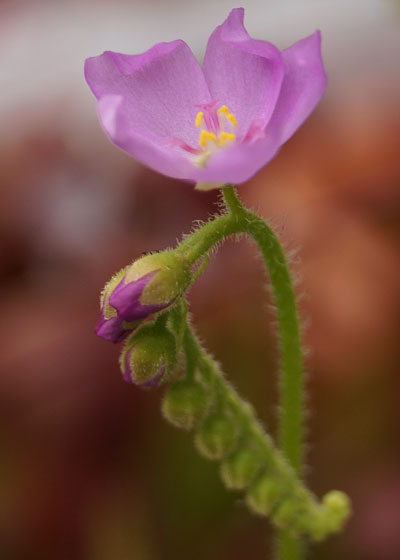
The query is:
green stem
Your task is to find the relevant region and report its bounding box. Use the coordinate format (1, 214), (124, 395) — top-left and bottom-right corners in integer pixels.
(176, 212), (242, 264)
(181, 187), (304, 472)
(179, 186), (304, 560)
(221, 184), (243, 216)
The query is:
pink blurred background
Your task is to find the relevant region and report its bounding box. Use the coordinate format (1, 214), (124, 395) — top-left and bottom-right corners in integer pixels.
(1, 1), (400, 559)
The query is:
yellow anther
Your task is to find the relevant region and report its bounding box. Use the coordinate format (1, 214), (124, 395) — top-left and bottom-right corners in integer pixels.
(219, 132), (236, 146)
(227, 113), (238, 127)
(195, 112), (204, 128)
(218, 105), (238, 127)
(199, 130), (217, 148)
(217, 105), (230, 117)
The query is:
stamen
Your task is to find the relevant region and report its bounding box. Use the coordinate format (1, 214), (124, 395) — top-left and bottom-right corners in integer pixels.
(169, 137), (203, 155)
(227, 113), (238, 127)
(199, 130), (217, 148)
(219, 132), (236, 146)
(171, 102), (239, 167)
(195, 112), (204, 128)
(217, 106), (230, 117)
(243, 119), (265, 144)
(218, 106), (238, 127)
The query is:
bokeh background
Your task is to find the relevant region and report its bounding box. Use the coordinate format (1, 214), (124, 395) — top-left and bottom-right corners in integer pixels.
(1, 0), (400, 559)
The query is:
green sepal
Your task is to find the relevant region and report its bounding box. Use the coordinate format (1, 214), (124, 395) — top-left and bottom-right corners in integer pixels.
(101, 265), (129, 320)
(125, 251), (192, 307)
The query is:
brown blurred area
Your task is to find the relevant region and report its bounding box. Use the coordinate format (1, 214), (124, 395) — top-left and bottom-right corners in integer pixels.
(1, 1), (400, 559)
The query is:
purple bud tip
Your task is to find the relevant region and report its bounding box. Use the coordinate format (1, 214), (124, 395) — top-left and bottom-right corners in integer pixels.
(95, 310), (131, 344)
(109, 271), (167, 323)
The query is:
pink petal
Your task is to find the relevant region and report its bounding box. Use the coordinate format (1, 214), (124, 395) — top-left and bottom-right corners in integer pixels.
(189, 30), (327, 186)
(203, 8), (285, 137)
(189, 131), (282, 185)
(266, 30), (327, 145)
(85, 40), (212, 176)
(96, 94), (196, 179)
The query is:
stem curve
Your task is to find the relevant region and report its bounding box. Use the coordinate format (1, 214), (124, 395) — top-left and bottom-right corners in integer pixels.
(174, 186), (347, 559)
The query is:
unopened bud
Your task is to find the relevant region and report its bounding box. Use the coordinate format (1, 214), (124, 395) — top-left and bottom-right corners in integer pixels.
(95, 267), (138, 343)
(119, 324), (176, 387)
(309, 491), (351, 541)
(195, 413), (238, 461)
(246, 473), (286, 516)
(109, 252), (191, 323)
(162, 379), (210, 430)
(271, 497), (301, 529)
(220, 445), (262, 490)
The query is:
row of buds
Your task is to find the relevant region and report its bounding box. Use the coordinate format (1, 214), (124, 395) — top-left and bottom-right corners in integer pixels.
(95, 251), (191, 344)
(162, 374), (350, 540)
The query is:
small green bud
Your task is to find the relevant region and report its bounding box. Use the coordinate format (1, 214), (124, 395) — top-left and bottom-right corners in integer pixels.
(220, 445), (262, 490)
(281, 487), (318, 537)
(271, 497), (302, 529)
(246, 474), (286, 516)
(309, 490), (351, 541)
(195, 413), (238, 461)
(322, 490), (351, 531)
(119, 324), (176, 387)
(162, 379), (210, 430)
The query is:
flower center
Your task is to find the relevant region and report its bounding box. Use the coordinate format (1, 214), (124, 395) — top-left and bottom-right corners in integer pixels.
(170, 100), (238, 167)
(195, 101), (237, 149)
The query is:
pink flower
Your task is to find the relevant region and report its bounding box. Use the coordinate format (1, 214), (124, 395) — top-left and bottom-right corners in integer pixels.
(85, 8), (326, 189)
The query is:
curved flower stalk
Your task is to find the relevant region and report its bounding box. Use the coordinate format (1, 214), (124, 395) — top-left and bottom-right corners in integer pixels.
(92, 187), (351, 559)
(85, 8), (326, 190)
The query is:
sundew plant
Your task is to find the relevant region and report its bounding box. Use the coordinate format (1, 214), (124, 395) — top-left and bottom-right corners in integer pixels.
(85, 8), (351, 560)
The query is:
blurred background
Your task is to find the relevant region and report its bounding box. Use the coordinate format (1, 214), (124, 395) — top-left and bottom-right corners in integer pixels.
(1, 0), (400, 559)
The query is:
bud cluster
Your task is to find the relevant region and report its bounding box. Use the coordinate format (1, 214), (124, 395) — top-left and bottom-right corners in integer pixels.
(93, 243), (350, 542)
(161, 344), (350, 540)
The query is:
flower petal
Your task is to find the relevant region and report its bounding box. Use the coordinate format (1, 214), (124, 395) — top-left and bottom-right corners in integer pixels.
(189, 30), (327, 186)
(189, 130), (282, 185)
(97, 94), (198, 179)
(203, 8), (285, 137)
(266, 30), (327, 145)
(85, 40), (212, 177)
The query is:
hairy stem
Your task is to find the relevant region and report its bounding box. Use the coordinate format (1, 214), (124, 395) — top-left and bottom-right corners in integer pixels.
(180, 186), (304, 559)
(164, 315), (349, 551)
(181, 187), (304, 471)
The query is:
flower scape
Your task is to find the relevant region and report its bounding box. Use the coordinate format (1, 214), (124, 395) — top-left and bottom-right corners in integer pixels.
(85, 8), (351, 556)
